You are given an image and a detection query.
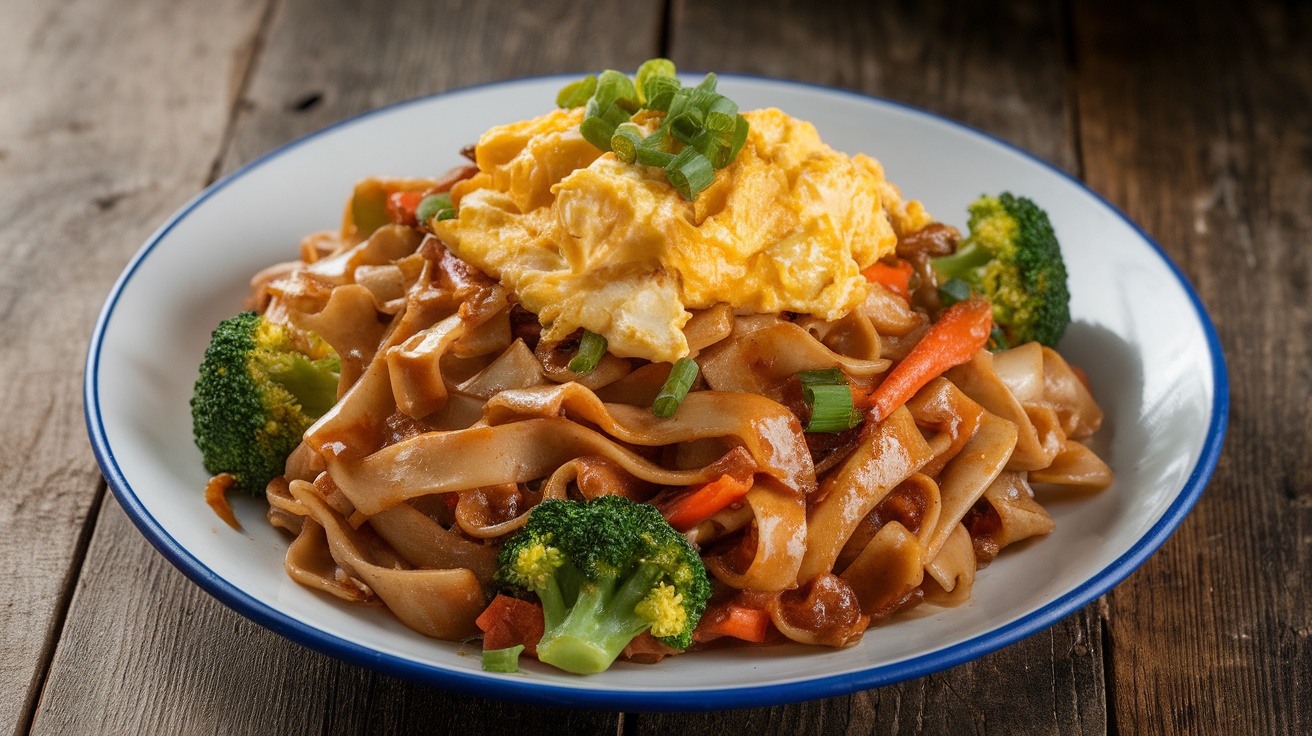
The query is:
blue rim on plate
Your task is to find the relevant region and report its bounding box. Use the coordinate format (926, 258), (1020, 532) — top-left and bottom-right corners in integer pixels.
(84, 73), (1228, 711)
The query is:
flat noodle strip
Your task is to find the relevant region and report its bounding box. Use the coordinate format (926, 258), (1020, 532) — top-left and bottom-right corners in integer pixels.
(922, 412), (1017, 562)
(704, 477), (807, 592)
(387, 314), (466, 418)
(699, 319), (891, 398)
(1029, 440), (1114, 487)
(288, 480), (486, 640)
(482, 383), (816, 495)
(797, 405), (934, 584)
(838, 520), (924, 619)
(924, 522), (976, 604)
(905, 377), (986, 479)
(367, 502), (499, 586)
(327, 417), (751, 516)
(946, 350), (1056, 471)
(976, 471), (1055, 551)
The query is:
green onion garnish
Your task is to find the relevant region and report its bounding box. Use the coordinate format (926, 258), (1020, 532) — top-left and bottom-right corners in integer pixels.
(635, 130), (675, 167)
(938, 278), (973, 306)
(642, 75), (680, 111)
(416, 192), (455, 225)
(611, 124), (643, 165)
(567, 330), (608, 374)
(726, 115), (751, 161)
(557, 76), (597, 109)
(635, 58), (676, 103)
(653, 358), (699, 418)
(797, 369), (860, 433)
(580, 114), (618, 151)
(705, 96), (738, 133)
(482, 645), (525, 673)
(595, 70), (639, 113)
(665, 148), (716, 201)
(796, 368), (846, 385)
(556, 60), (751, 201)
(668, 108), (706, 145)
(802, 384), (861, 433)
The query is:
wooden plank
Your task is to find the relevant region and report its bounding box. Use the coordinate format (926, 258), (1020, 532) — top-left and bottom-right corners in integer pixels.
(1072, 0), (1311, 732)
(0, 0), (267, 731)
(33, 499), (624, 735)
(31, 0), (661, 732)
(632, 1), (1107, 733)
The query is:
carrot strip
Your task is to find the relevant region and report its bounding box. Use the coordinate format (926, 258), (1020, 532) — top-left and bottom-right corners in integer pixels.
(867, 297), (993, 422)
(694, 603), (770, 643)
(386, 190), (426, 227)
(204, 473), (241, 530)
(476, 595), (545, 655)
(662, 474), (754, 532)
(861, 258), (914, 300)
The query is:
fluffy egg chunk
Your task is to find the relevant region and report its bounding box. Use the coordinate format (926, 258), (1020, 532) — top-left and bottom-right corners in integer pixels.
(436, 106), (930, 364)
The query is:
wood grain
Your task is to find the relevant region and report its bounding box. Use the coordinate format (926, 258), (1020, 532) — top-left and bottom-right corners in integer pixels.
(30, 0), (659, 733)
(0, 0), (267, 731)
(635, 2), (1107, 732)
(16, 0), (1311, 732)
(1072, 0), (1311, 732)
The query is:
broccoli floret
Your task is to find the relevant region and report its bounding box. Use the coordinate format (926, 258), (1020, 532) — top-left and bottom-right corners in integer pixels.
(190, 311), (340, 495)
(932, 193), (1071, 347)
(496, 495), (712, 674)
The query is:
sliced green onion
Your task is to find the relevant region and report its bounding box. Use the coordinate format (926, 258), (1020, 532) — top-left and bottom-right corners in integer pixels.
(482, 645), (525, 673)
(635, 58), (676, 104)
(596, 70), (639, 113)
(725, 115), (751, 163)
(434, 208), (457, 222)
(803, 383), (860, 433)
(610, 124), (643, 164)
(690, 129), (736, 169)
(668, 108), (705, 145)
(796, 368), (846, 386)
(665, 148), (716, 201)
(705, 96), (738, 133)
(695, 72), (718, 94)
(556, 76), (597, 108)
(642, 75), (680, 111)
(938, 278), (973, 306)
(416, 193), (454, 224)
(636, 146), (675, 168)
(635, 129), (675, 167)
(987, 327), (1009, 352)
(568, 330), (608, 374)
(665, 87), (692, 120)
(653, 358), (699, 418)
(580, 116), (616, 151)
(798, 369), (861, 433)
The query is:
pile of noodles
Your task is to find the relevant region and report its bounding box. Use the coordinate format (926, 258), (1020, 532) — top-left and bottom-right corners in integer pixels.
(249, 177), (1112, 655)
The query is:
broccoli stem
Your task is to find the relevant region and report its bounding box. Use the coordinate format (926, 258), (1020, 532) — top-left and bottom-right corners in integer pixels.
(268, 353), (340, 417)
(930, 240), (992, 285)
(536, 563), (663, 675)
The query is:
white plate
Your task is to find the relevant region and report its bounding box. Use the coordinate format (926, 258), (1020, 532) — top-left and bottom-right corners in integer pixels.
(85, 75), (1227, 710)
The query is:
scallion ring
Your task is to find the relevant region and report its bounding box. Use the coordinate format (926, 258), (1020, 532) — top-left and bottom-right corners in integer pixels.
(567, 330), (608, 374)
(653, 358), (699, 418)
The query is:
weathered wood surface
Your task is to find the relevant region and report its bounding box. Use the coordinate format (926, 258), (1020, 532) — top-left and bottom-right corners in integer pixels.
(1072, 1), (1311, 733)
(8, 0), (1308, 733)
(0, 0), (267, 731)
(27, 0), (657, 734)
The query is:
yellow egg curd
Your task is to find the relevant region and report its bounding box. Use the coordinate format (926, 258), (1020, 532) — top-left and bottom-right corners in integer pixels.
(434, 106), (930, 363)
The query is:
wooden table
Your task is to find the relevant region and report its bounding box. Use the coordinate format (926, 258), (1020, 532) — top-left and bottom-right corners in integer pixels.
(5, 0), (1307, 732)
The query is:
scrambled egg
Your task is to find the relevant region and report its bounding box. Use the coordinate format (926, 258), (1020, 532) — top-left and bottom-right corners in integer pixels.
(435, 107), (930, 363)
